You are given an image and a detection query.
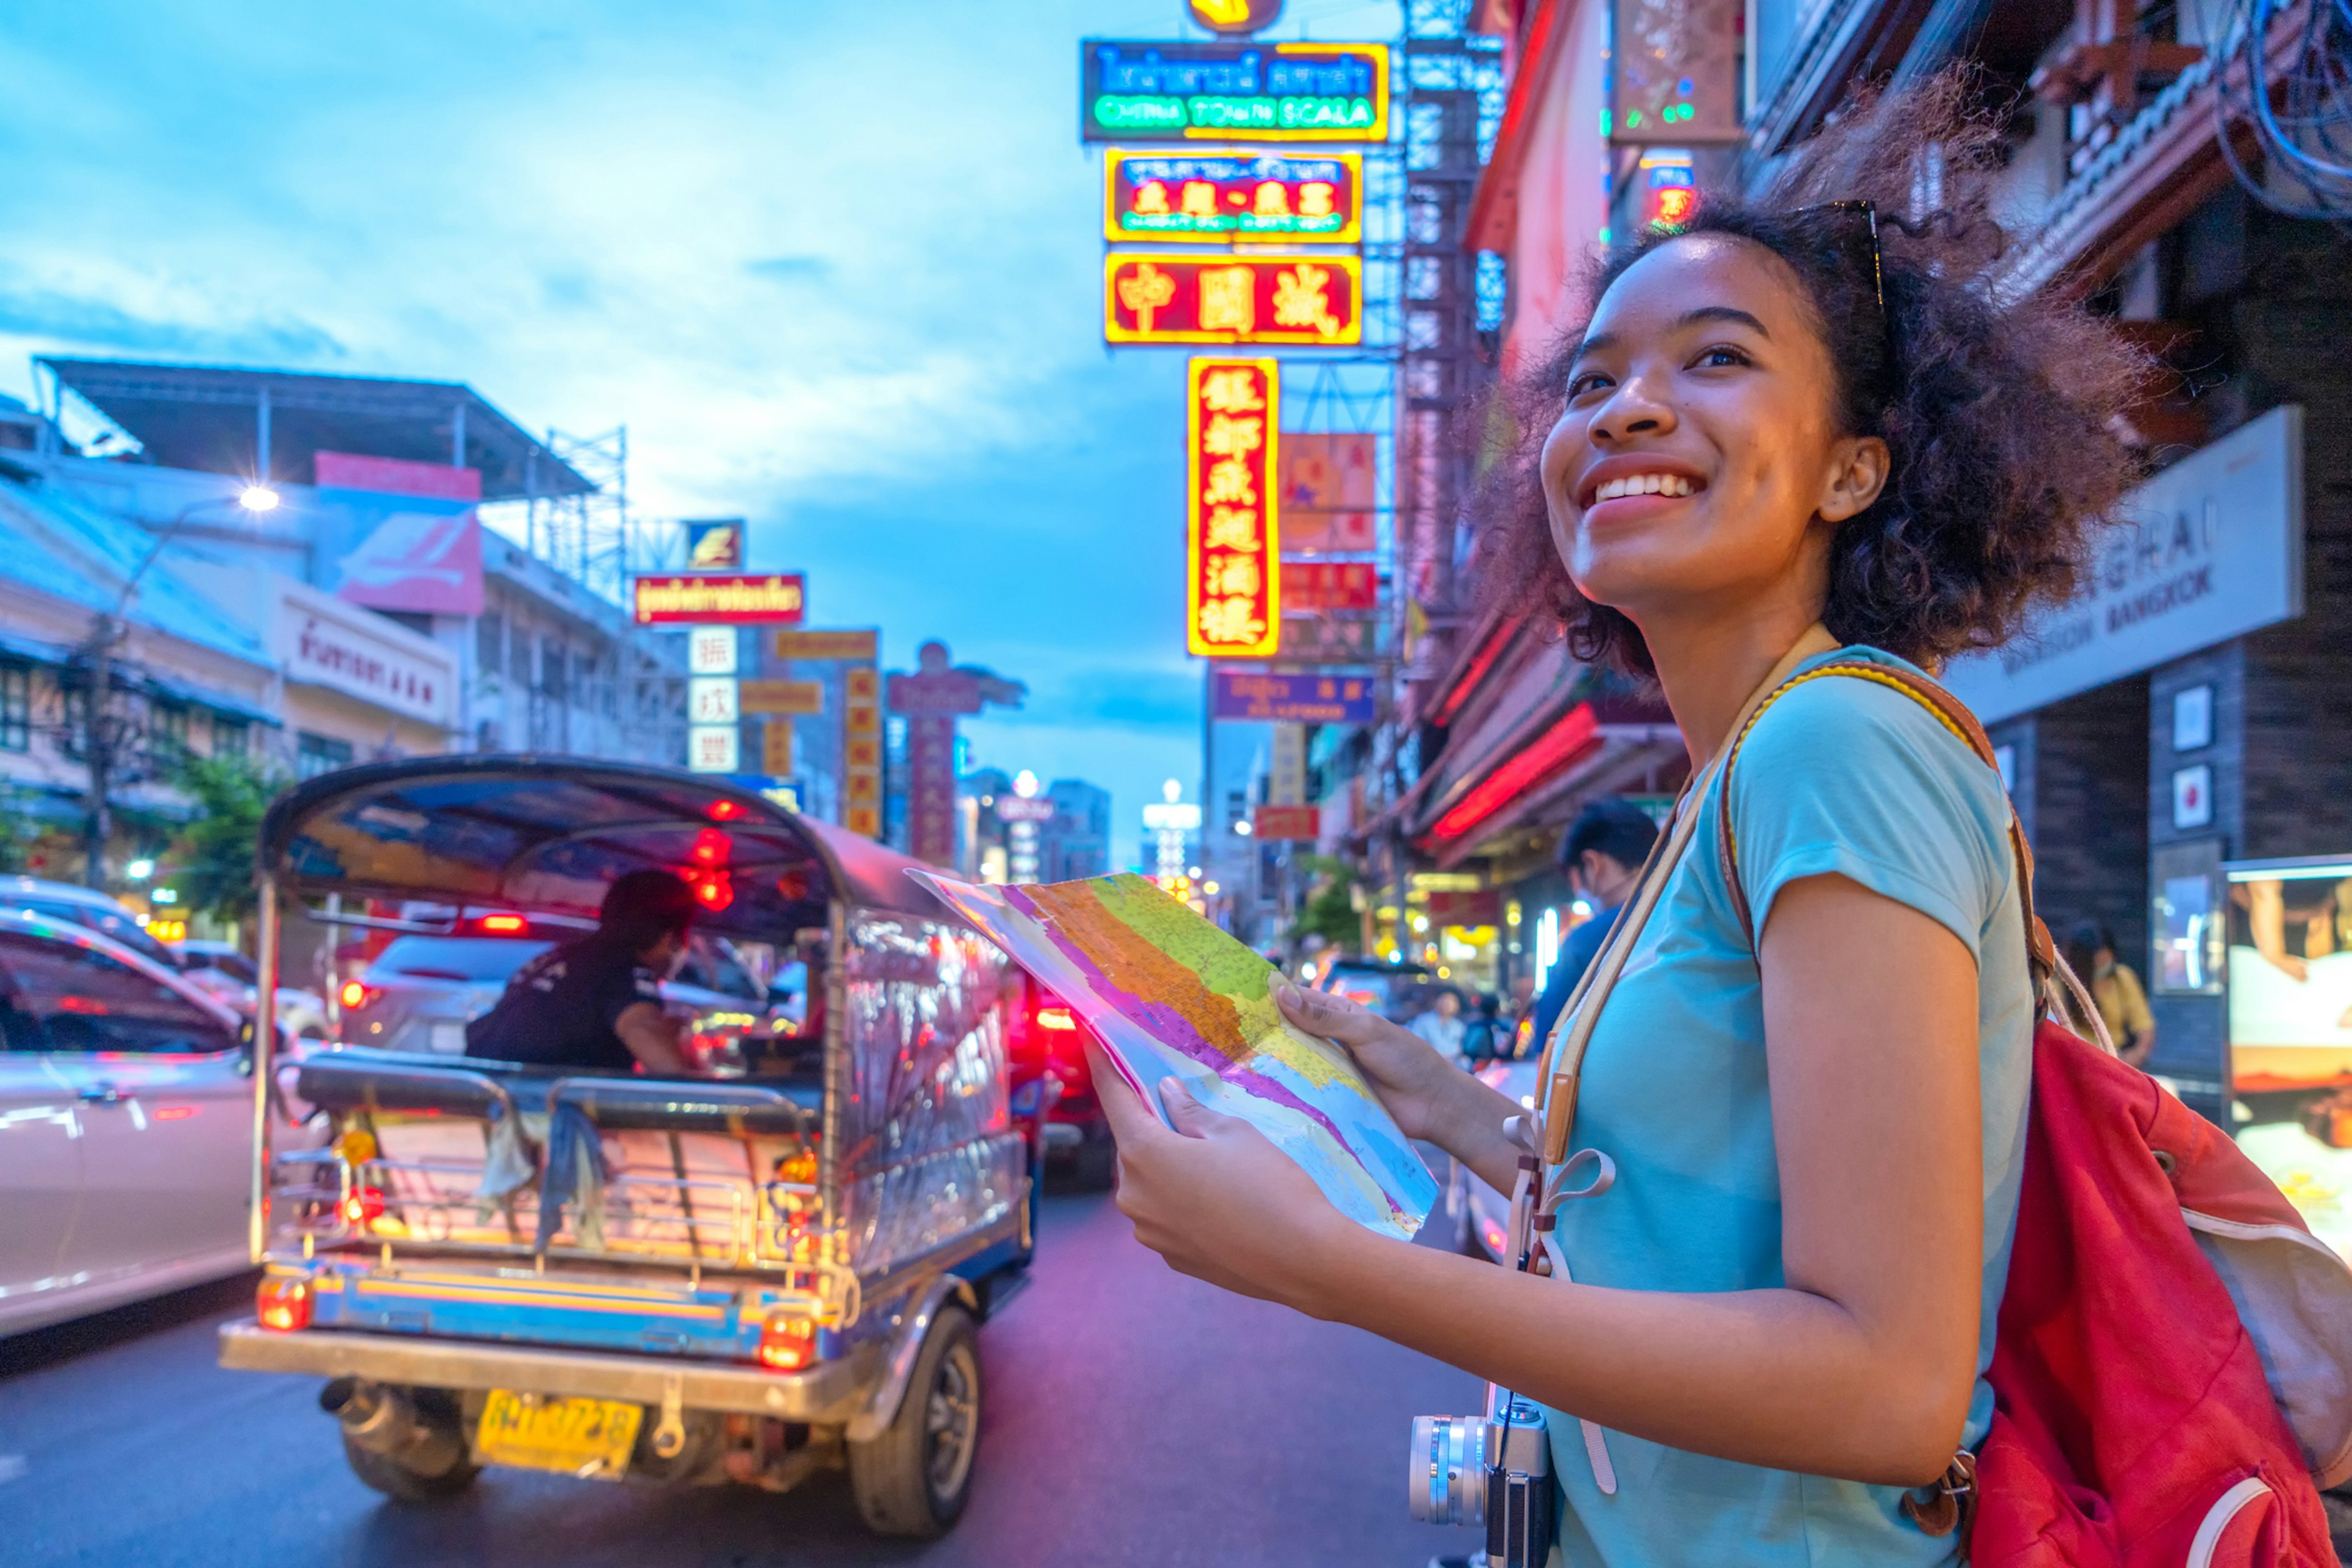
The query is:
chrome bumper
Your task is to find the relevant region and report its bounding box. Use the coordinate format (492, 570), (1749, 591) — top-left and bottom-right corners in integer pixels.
(218, 1321), (873, 1421)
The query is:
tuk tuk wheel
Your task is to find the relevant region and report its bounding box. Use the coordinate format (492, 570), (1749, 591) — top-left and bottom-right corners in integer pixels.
(847, 1305), (981, 1537)
(341, 1434), (481, 1502)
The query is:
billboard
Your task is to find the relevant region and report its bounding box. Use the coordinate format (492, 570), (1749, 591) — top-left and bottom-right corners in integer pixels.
(632, 573), (806, 625)
(1107, 254), (1360, 345)
(1278, 432), (1377, 551)
(740, 679), (824, 715)
(1281, 560), (1378, 611)
(1080, 40), (1389, 144)
(1610, 0), (1744, 143)
(1253, 804), (1320, 841)
(1186, 358), (1281, 658)
(1279, 614), (1379, 663)
(314, 450), (484, 617)
(774, 628), (880, 661)
(684, 518), (745, 570)
(1104, 151), (1361, 244)
(1213, 671), (1375, 723)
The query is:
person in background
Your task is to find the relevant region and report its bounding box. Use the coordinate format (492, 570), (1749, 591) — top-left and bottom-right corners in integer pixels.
(1408, 987), (1468, 1066)
(2060, 921), (2156, 1069)
(466, 869), (699, 1075)
(1529, 798), (1663, 1051)
(1458, 992), (1504, 1064)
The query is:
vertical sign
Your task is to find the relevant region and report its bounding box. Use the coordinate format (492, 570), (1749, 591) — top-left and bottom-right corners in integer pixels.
(687, 627), (738, 773)
(888, 641), (989, 868)
(843, 664), (883, 839)
(1187, 358), (1281, 658)
(1270, 722), (1306, 805)
(762, 721), (794, 777)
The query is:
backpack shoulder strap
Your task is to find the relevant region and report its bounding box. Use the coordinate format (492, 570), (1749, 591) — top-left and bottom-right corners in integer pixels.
(1713, 659), (2060, 985)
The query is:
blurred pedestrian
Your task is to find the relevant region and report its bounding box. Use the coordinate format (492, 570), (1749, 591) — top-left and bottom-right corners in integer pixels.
(2060, 921), (2156, 1068)
(1528, 798), (1660, 1051)
(1407, 987), (1466, 1066)
(1458, 992), (1504, 1064)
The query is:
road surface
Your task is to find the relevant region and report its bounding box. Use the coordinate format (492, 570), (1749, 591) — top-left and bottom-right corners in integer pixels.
(2, 1178), (1487, 1567)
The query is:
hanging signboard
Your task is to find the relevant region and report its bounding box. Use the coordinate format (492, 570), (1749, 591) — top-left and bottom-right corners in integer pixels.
(688, 676), (741, 725)
(1278, 614), (1380, 663)
(1253, 803), (1321, 841)
(1213, 669), (1376, 723)
(1611, 0), (1744, 143)
(633, 573), (805, 625)
(1281, 560), (1379, 610)
(1278, 431), (1377, 551)
(1080, 40), (1389, 144)
(1186, 358), (1282, 658)
(1107, 255), (1360, 346)
(842, 665), (882, 839)
(687, 627), (738, 675)
(761, 720), (794, 777)
(740, 679), (826, 716)
(1104, 151), (1362, 244)
(773, 628), (880, 662)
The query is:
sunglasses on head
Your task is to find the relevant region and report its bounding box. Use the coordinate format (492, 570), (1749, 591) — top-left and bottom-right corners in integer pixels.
(1804, 199), (1887, 317)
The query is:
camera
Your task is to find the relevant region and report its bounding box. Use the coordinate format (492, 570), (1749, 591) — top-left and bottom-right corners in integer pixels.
(1409, 1387), (1556, 1567)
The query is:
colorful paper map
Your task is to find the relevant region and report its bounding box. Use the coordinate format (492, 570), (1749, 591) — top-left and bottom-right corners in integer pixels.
(911, 870), (1436, 1240)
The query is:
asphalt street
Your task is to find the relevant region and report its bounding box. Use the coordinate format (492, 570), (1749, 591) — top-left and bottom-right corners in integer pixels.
(2, 1177), (1488, 1567)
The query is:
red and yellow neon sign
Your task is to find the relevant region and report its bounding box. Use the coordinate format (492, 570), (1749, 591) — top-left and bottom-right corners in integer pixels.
(1104, 151), (1363, 245)
(1187, 358), (1281, 658)
(1106, 254), (1361, 346)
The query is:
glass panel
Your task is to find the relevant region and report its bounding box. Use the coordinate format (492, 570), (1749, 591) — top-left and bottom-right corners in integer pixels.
(0, 931), (236, 1054)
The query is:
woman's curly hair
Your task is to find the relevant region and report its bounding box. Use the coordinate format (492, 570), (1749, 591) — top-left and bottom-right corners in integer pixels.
(1476, 72), (2147, 674)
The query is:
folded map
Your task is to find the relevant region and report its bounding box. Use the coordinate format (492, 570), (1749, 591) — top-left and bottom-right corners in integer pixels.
(911, 869), (1437, 1240)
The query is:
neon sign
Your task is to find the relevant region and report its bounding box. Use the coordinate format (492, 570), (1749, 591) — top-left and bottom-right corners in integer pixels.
(1640, 150), (1697, 230)
(1104, 151), (1362, 244)
(1187, 358), (1281, 658)
(1106, 254), (1360, 345)
(1080, 41), (1389, 144)
(633, 573), (805, 625)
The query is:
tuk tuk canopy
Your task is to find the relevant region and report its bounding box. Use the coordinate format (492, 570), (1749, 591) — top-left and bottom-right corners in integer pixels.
(258, 756), (953, 940)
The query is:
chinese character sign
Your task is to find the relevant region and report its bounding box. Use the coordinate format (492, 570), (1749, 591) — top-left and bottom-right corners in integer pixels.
(1105, 151), (1362, 243)
(1187, 358), (1281, 658)
(843, 665), (882, 840)
(1280, 560), (1379, 610)
(906, 715), (957, 867)
(1106, 255), (1360, 345)
(1080, 40), (1389, 144)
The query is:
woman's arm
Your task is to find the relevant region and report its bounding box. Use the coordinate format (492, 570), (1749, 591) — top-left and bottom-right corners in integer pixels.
(1101, 872), (1982, 1486)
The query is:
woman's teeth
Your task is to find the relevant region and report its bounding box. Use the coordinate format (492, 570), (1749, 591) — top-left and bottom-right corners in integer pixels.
(1592, 473), (1697, 502)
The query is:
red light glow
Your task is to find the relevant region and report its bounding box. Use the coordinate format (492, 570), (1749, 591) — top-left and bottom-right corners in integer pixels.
(340, 981), (368, 1009)
(152, 1105), (199, 1121)
(341, 1187), (386, 1227)
(476, 913), (529, 935)
(256, 1276), (312, 1332)
(1426, 703), (1601, 845)
(706, 798), (745, 821)
(689, 874), (734, 913)
(689, 827), (732, 867)
(756, 1315), (816, 1372)
(1036, 1006), (1077, 1031)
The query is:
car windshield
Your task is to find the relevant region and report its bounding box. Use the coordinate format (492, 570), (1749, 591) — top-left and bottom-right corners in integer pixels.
(368, 935), (553, 984)
(12, 898), (177, 968)
(186, 948), (258, 984)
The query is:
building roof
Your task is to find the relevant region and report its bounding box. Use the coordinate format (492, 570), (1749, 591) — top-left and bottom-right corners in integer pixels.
(37, 358), (596, 501)
(0, 469), (273, 677)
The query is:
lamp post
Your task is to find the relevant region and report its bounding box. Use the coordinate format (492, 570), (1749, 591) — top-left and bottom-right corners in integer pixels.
(77, 485), (280, 889)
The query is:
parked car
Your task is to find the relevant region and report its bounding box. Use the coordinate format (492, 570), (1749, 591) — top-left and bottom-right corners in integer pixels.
(172, 937), (331, 1040)
(337, 913), (805, 1072)
(1310, 956), (1438, 1022)
(1, 873), (181, 969)
(0, 910), (273, 1336)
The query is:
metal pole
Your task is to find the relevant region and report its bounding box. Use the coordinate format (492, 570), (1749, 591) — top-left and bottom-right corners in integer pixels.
(256, 386), (271, 482)
(249, 876), (280, 1265)
(1200, 662), (1214, 881)
(80, 620), (113, 889)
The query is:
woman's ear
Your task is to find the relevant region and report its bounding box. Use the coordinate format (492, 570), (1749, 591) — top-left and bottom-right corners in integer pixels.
(1817, 434), (1891, 524)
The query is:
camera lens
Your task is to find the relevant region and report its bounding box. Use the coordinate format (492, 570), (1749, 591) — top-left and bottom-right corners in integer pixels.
(1407, 1414), (1487, 1526)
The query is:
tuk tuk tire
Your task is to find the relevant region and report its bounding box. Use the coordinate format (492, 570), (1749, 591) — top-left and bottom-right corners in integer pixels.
(847, 1306), (981, 1538)
(341, 1434), (481, 1503)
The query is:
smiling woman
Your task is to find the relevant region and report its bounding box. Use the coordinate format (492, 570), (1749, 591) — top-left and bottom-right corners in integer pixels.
(1088, 73), (2156, 1568)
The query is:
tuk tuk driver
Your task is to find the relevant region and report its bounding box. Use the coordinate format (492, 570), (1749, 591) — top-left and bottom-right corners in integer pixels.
(466, 869), (698, 1076)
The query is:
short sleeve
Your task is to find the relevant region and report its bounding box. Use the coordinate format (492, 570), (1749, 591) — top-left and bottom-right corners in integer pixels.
(602, 963), (663, 1030)
(2116, 964), (2155, 1033)
(1728, 670), (2014, 960)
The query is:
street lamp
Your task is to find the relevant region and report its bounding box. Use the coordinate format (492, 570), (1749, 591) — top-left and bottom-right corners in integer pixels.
(77, 485), (282, 889)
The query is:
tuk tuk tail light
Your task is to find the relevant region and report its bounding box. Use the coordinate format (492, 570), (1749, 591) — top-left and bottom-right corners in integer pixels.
(339, 981), (376, 1010)
(756, 1315), (816, 1372)
(341, 1187), (386, 1227)
(1036, 1006), (1077, 1031)
(257, 1276), (312, 1332)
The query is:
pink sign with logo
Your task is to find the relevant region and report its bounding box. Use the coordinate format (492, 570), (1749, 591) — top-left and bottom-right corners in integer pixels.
(314, 450), (484, 616)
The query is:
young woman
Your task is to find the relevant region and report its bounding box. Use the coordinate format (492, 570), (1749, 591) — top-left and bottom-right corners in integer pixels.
(1088, 81), (2144, 1565)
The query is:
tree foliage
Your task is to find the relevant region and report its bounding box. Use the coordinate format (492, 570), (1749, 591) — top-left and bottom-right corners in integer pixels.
(169, 752), (290, 929)
(1287, 854), (1364, 954)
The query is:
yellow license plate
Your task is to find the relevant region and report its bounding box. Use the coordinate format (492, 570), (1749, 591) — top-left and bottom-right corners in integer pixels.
(475, 1390), (643, 1479)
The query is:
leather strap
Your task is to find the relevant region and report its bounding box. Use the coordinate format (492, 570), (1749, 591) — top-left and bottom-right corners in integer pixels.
(1532, 625), (1840, 1166)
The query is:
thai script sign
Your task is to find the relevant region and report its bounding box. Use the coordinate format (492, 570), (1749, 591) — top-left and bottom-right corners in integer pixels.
(1107, 254), (1360, 345)
(1187, 359), (1282, 658)
(774, 628), (880, 661)
(1080, 40), (1389, 144)
(632, 573), (806, 625)
(1212, 670), (1375, 723)
(1104, 151), (1361, 243)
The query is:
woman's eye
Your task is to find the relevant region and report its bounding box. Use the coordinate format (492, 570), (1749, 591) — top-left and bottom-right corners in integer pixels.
(1567, 371), (1612, 398)
(1693, 344), (1751, 369)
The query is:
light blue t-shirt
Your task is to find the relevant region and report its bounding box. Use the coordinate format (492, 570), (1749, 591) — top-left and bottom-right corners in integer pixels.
(1542, 645), (2034, 1567)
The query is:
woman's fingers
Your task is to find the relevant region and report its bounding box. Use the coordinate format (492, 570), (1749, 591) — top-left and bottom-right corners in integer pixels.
(1159, 1076), (1240, 1140)
(1085, 1041), (1166, 1146)
(1273, 979), (1381, 1042)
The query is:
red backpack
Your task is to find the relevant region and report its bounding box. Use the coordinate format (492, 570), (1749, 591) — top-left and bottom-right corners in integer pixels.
(1719, 660), (2352, 1567)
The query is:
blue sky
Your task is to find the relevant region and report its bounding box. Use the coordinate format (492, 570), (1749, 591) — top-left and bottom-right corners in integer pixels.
(0, 0), (1397, 869)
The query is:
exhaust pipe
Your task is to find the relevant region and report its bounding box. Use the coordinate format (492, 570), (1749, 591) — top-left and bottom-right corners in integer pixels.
(320, 1378), (468, 1477)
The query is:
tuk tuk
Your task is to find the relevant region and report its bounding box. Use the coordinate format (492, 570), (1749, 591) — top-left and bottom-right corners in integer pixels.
(217, 757), (1035, 1537)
